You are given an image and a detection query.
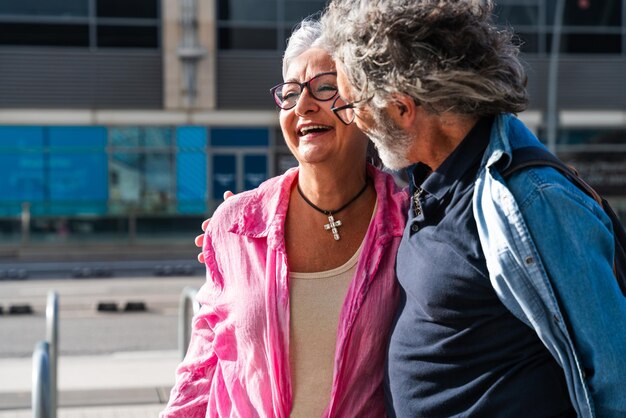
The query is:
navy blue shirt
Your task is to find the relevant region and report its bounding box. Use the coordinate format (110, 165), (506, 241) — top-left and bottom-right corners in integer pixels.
(387, 118), (574, 417)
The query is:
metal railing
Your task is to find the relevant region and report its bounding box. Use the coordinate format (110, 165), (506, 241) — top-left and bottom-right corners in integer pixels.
(46, 291), (58, 418)
(33, 291), (59, 418)
(32, 341), (50, 418)
(178, 287), (200, 360)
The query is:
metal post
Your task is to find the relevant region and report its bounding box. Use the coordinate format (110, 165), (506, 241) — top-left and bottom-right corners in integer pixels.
(21, 202), (31, 246)
(179, 287), (200, 360)
(32, 341), (50, 418)
(546, 0), (566, 153)
(45, 292), (58, 418)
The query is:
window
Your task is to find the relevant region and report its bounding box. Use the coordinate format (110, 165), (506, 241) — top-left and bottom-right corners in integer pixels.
(285, 0), (326, 23)
(552, 33), (621, 54)
(176, 127), (207, 214)
(0, 0), (159, 49)
(109, 127), (175, 214)
(218, 27), (277, 50)
(210, 127), (269, 147)
(0, 23), (89, 47)
(0, 126), (107, 216)
(218, 0), (277, 21)
(207, 128), (270, 211)
(97, 0), (158, 19)
(514, 32), (540, 54)
(217, 0), (328, 50)
(494, 4), (539, 26)
(110, 152), (174, 212)
(97, 25), (159, 48)
(494, 0), (625, 55)
(546, 0), (622, 27)
(0, 0), (88, 17)
(0, 125), (215, 243)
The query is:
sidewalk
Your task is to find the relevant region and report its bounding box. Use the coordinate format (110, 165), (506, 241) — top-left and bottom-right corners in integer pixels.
(0, 350), (179, 417)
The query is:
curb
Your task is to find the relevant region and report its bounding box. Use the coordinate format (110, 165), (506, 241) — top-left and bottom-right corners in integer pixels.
(0, 387), (171, 411)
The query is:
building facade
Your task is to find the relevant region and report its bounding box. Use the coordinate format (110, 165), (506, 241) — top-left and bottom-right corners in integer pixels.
(0, 0), (624, 250)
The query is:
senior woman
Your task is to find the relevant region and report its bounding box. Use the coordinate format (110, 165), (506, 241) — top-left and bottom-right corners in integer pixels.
(161, 18), (407, 418)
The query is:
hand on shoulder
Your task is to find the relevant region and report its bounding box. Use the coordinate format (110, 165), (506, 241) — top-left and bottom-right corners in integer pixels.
(196, 191), (235, 263)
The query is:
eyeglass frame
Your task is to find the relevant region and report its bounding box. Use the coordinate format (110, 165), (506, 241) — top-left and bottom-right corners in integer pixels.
(330, 95), (372, 125)
(269, 71), (339, 110)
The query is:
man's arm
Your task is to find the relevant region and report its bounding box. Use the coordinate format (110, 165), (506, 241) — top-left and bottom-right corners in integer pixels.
(511, 168), (626, 416)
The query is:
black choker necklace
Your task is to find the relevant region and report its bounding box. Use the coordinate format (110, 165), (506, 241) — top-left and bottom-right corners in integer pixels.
(297, 181), (368, 241)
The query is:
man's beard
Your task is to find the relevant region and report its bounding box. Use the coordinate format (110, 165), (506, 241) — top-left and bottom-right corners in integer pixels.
(365, 108), (414, 171)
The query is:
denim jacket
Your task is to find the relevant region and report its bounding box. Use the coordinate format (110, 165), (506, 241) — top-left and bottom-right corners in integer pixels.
(473, 114), (626, 418)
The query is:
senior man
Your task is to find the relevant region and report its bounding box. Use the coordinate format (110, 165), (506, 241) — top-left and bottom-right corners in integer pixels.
(321, 0), (626, 417)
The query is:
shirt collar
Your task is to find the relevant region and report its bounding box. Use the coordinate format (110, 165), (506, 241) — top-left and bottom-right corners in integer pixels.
(228, 165), (408, 246)
(409, 116), (493, 200)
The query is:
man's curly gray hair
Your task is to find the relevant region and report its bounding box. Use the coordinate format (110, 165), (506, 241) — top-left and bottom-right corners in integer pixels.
(320, 0), (528, 116)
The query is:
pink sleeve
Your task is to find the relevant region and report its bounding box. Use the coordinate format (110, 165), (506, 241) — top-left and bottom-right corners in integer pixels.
(160, 233), (227, 417)
(159, 306), (218, 417)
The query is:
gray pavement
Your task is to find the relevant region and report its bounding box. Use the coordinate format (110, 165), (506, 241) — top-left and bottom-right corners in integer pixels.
(0, 350), (177, 416)
(0, 404), (164, 418)
(0, 275), (206, 417)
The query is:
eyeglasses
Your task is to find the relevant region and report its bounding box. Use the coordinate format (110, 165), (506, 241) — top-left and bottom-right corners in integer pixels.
(331, 95), (371, 125)
(270, 72), (338, 110)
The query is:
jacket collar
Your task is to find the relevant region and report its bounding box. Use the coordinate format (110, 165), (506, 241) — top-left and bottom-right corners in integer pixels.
(481, 113), (543, 172)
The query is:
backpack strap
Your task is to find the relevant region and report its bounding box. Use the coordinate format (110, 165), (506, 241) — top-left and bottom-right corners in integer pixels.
(502, 146), (603, 206)
(502, 146), (626, 296)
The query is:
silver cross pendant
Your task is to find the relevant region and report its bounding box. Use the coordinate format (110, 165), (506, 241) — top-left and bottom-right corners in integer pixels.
(323, 214), (343, 240)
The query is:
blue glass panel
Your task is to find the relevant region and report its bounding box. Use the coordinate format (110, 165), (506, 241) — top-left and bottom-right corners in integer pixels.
(144, 127), (173, 147)
(109, 151), (174, 214)
(177, 152), (207, 214)
(0, 154), (45, 200)
(48, 153), (108, 215)
(244, 155), (267, 190)
(49, 153), (108, 200)
(210, 128), (269, 147)
(49, 126), (107, 148)
(110, 127), (141, 147)
(177, 126), (207, 148)
(110, 127), (173, 148)
(0, 126), (44, 148)
(0, 202), (21, 216)
(213, 154), (236, 199)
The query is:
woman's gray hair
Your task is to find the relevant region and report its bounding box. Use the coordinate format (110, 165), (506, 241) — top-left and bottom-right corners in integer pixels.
(282, 17), (325, 79)
(321, 0), (528, 116)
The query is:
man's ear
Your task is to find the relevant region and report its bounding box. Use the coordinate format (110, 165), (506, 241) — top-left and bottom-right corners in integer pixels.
(389, 94), (417, 128)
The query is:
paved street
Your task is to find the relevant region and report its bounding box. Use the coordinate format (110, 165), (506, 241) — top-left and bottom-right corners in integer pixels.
(0, 276), (204, 357)
(0, 275), (206, 415)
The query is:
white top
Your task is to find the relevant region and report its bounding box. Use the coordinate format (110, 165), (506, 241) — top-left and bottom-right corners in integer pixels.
(289, 243), (363, 417)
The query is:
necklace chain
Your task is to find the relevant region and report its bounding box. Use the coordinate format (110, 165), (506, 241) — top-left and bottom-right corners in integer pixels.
(297, 181), (368, 216)
(296, 180), (369, 241)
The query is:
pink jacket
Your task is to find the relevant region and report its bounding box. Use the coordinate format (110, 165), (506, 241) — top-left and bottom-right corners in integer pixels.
(161, 165), (408, 418)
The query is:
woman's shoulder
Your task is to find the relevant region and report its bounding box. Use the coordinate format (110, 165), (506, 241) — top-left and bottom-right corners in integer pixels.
(208, 170), (296, 232)
(366, 166), (409, 235)
(369, 166), (409, 205)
